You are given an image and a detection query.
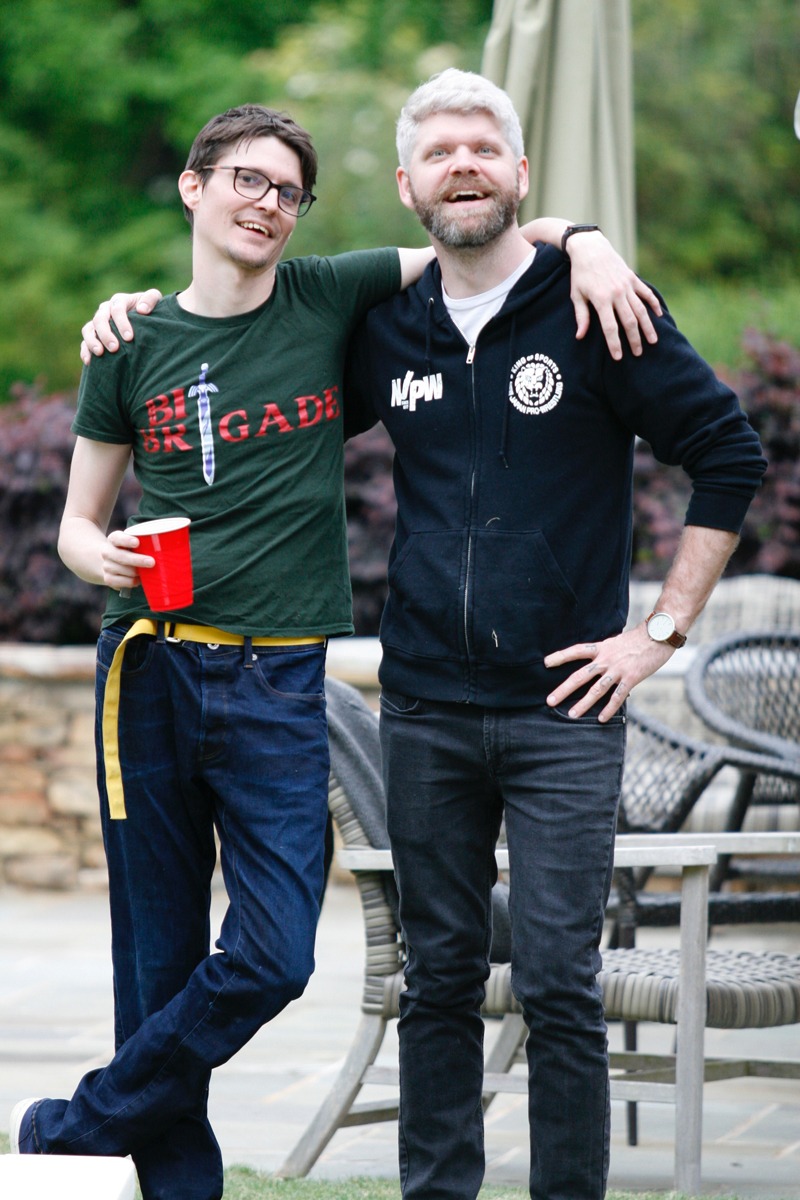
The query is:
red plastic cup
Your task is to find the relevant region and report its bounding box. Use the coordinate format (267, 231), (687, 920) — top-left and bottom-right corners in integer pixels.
(128, 517), (193, 610)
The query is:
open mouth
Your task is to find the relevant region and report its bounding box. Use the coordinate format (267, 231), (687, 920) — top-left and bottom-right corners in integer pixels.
(444, 189), (490, 205)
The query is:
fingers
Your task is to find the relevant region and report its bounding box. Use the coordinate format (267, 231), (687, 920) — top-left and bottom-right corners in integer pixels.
(546, 663), (630, 723)
(571, 293), (591, 342)
(545, 628), (673, 722)
(617, 291), (660, 354)
(101, 532), (155, 590)
(106, 292), (142, 346)
(79, 289), (162, 362)
(633, 278), (663, 320)
(80, 301), (114, 360)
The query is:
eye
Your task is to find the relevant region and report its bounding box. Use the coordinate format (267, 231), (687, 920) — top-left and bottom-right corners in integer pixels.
(238, 170), (265, 188)
(279, 186), (302, 204)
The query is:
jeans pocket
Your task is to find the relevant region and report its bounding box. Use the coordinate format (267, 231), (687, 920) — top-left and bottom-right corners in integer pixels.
(379, 689), (425, 716)
(97, 624), (155, 677)
(251, 644), (327, 702)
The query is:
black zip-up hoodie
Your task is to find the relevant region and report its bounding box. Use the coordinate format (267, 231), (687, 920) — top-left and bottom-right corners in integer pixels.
(345, 244), (766, 706)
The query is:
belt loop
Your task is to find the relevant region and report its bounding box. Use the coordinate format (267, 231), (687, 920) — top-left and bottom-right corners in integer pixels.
(156, 621), (167, 645)
(243, 635), (254, 668)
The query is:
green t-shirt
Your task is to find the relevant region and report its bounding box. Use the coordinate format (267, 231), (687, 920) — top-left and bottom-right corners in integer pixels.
(73, 248), (401, 637)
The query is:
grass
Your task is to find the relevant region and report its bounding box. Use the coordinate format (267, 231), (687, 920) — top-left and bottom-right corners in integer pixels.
(0, 1131), (686, 1199)
(219, 1175), (677, 1200)
(0, 1125), (725, 1200)
(0, 1127), (740, 1200)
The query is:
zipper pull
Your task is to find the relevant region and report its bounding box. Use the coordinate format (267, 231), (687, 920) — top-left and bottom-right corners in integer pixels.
(466, 344), (476, 364)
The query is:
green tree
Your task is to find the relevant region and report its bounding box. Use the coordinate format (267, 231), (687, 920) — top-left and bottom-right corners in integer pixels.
(0, 0), (491, 395)
(1, 0), (798, 396)
(634, 0), (800, 285)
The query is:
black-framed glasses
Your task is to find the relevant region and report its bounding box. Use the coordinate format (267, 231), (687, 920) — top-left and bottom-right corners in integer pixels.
(201, 165), (316, 217)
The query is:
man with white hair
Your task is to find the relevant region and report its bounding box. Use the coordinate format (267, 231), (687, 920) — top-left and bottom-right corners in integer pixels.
(344, 68), (766, 1200)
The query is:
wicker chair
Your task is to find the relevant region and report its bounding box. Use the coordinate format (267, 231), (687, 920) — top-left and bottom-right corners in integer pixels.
(610, 703), (800, 1144)
(278, 681), (800, 1194)
(613, 700), (800, 917)
(685, 630), (800, 886)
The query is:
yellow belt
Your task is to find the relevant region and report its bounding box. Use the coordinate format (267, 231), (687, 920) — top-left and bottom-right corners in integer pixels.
(102, 620), (325, 820)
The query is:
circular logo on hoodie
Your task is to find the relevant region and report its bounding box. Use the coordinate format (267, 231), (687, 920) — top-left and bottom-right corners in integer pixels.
(508, 354), (563, 415)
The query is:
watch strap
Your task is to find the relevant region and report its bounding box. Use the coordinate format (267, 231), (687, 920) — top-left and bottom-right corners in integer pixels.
(560, 223), (602, 253)
(645, 610), (687, 649)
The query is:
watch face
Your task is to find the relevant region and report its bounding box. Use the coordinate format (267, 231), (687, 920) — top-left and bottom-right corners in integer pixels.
(648, 612), (675, 641)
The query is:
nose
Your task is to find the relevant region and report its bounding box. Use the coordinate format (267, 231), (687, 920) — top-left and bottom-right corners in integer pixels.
(255, 183), (280, 212)
(449, 145), (480, 174)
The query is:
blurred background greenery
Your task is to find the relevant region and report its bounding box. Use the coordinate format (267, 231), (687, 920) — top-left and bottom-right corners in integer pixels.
(0, 0), (798, 399)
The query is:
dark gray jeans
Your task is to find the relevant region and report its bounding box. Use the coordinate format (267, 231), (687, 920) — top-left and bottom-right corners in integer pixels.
(380, 691), (626, 1200)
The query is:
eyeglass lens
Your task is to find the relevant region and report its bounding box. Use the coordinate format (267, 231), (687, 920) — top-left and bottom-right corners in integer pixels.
(233, 168), (313, 216)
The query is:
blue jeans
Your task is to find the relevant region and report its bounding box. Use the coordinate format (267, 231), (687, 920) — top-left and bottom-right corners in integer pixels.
(379, 693), (626, 1200)
(30, 625), (329, 1200)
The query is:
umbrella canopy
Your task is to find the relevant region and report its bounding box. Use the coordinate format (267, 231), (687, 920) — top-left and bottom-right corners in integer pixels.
(482, 0), (636, 265)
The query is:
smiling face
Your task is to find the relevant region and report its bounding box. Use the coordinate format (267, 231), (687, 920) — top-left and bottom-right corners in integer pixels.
(397, 110), (528, 250)
(179, 135), (303, 275)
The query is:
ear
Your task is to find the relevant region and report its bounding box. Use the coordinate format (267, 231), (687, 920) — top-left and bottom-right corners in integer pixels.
(517, 155), (529, 204)
(178, 170), (203, 214)
(396, 166), (416, 214)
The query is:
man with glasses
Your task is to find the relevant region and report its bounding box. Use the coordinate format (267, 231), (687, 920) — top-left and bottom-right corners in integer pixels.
(12, 101), (659, 1200)
(9, 103), (433, 1200)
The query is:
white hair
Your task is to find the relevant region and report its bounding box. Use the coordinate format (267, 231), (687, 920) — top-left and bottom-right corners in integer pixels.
(396, 69), (525, 171)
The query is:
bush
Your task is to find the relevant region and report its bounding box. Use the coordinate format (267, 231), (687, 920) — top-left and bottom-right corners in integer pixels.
(2, 330), (799, 642)
(0, 384), (140, 643)
(630, 330), (800, 581)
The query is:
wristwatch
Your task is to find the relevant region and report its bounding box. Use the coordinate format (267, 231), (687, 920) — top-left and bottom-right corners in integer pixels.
(645, 610), (687, 649)
(560, 223), (602, 253)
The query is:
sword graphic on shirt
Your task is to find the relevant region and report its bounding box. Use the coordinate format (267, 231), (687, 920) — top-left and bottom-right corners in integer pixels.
(188, 363), (219, 485)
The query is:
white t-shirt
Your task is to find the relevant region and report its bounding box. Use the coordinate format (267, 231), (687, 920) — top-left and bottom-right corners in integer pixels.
(443, 248), (536, 347)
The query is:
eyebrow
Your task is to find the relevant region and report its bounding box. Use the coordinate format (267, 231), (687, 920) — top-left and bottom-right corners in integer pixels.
(215, 163), (306, 189)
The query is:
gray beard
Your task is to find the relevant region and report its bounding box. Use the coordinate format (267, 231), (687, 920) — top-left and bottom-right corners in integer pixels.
(411, 185), (519, 248)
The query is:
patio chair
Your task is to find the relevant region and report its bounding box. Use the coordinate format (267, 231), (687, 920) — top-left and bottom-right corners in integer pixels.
(278, 680), (800, 1195)
(609, 702), (800, 1144)
(685, 630), (800, 886)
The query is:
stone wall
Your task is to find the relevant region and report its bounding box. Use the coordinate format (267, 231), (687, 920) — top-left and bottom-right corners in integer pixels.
(2, 577), (797, 890)
(0, 640), (381, 891)
(0, 645), (102, 889)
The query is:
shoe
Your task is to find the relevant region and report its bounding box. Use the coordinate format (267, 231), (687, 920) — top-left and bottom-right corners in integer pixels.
(9, 1097), (42, 1153)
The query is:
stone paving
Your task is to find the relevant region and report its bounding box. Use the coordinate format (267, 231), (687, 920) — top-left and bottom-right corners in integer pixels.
(1, 880), (799, 1198)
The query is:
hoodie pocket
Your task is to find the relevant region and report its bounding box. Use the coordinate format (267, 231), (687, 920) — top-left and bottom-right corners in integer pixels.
(380, 530), (466, 660)
(471, 529), (578, 664)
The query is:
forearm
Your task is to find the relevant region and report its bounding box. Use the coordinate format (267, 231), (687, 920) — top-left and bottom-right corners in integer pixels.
(519, 217), (572, 247)
(58, 516), (114, 586)
(398, 246), (436, 289)
(649, 525), (740, 635)
(58, 438), (145, 591)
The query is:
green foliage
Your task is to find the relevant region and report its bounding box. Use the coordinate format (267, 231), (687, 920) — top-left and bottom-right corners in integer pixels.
(661, 280), (800, 370)
(0, 0), (798, 396)
(634, 0), (800, 286)
(0, 0), (491, 395)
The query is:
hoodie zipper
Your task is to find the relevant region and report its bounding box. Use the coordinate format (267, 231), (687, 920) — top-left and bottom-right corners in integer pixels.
(463, 343), (478, 676)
